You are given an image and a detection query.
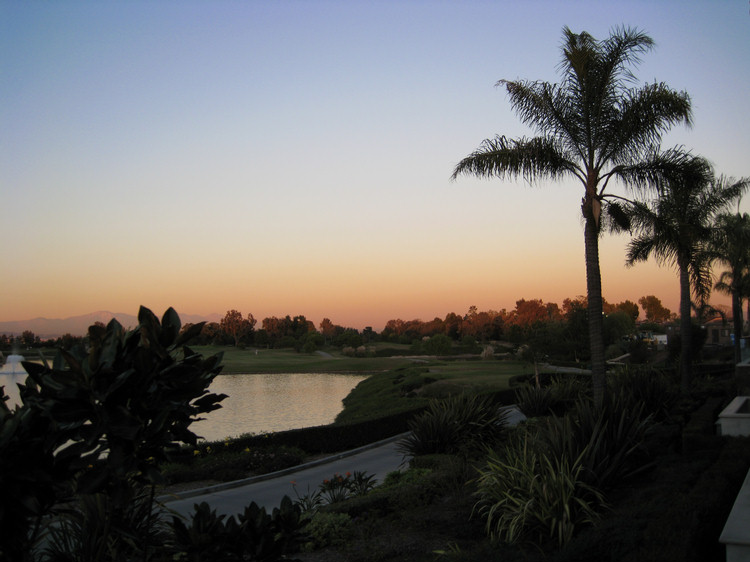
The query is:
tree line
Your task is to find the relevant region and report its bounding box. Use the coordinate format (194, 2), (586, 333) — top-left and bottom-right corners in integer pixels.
(0, 293), (687, 359)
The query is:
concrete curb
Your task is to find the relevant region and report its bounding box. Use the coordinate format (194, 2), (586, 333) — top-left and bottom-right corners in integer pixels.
(158, 432), (409, 504)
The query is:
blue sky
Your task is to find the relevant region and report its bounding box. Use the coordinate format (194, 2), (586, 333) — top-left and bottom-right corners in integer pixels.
(2, 1), (749, 329)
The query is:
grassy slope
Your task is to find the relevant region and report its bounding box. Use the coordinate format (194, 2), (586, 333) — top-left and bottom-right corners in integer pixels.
(336, 361), (532, 423)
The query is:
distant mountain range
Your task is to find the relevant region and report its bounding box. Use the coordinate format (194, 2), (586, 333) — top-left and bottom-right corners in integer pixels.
(0, 311), (222, 338)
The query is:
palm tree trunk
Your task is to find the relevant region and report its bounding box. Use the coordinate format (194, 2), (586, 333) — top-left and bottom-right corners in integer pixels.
(584, 215), (606, 408)
(732, 289), (742, 364)
(679, 264), (692, 394)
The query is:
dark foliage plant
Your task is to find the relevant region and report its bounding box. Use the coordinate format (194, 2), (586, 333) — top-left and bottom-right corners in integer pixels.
(42, 486), (168, 562)
(169, 496), (304, 561)
(0, 306), (226, 561)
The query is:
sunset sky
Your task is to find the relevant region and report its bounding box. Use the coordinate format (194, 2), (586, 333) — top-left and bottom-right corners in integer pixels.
(2, 1), (749, 331)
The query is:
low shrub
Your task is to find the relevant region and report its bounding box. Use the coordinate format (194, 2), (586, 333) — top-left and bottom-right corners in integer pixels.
(321, 467), (444, 520)
(163, 445), (306, 484)
(302, 512), (354, 551)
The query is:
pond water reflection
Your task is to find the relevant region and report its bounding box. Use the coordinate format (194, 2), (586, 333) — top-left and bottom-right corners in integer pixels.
(195, 373), (368, 442)
(0, 371), (368, 443)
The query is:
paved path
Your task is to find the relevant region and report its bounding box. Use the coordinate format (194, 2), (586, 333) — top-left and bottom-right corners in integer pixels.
(159, 435), (410, 519)
(159, 405), (526, 520)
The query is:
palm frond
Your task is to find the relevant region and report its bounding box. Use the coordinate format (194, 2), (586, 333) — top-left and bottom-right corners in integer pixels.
(610, 84), (692, 165)
(602, 200), (631, 233)
(451, 136), (577, 183)
(688, 249), (714, 305)
(714, 270), (733, 296)
(625, 235), (656, 266)
(611, 148), (709, 193)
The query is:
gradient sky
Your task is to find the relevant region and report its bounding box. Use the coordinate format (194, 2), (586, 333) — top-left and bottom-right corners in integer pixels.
(2, 1), (749, 331)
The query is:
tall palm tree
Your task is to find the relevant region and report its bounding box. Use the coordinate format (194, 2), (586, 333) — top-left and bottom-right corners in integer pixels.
(451, 27), (692, 406)
(627, 165), (748, 392)
(712, 211), (750, 364)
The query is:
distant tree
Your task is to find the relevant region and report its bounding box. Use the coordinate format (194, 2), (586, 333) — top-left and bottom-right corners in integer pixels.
(335, 328), (363, 349)
(461, 306), (505, 342)
(511, 299), (550, 329)
(563, 297), (590, 362)
(422, 333), (453, 356)
(637, 296), (672, 323)
(290, 315), (313, 339)
(319, 318), (336, 344)
(261, 316), (284, 346)
(219, 309), (252, 346)
(200, 322), (225, 345)
(712, 211), (750, 362)
(21, 330), (36, 348)
(443, 312), (462, 340)
(615, 300), (640, 323)
(362, 326), (375, 343)
(421, 317), (445, 337)
(545, 302), (562, 321)
(57, 333), (83, 349)
(254, 329), (269, 347)
(604, 310), (636, 345)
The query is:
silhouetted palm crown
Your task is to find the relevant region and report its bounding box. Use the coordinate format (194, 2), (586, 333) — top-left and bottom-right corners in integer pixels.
(452, 26), (691, 221)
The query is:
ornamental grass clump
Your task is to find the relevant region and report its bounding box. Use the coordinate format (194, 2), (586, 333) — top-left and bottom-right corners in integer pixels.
(475, 383), (657, 549)
(474, 436), (605, 549)
(397, 393), (508, 457)
(514, 384), (554, 418)
(607, 366), (677, 422)
(539, 395), (653, 490)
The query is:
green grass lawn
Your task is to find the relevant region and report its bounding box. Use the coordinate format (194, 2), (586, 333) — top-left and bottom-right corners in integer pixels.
(189, 346), (420, 374)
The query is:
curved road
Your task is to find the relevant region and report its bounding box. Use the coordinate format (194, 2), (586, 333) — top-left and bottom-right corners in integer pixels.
(159, 405), (526, 520)
(159, 435), (410, 519)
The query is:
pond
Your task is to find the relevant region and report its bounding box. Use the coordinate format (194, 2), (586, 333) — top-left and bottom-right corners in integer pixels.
(192, 373), (368, 442)
(0, 366), (368, 443)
